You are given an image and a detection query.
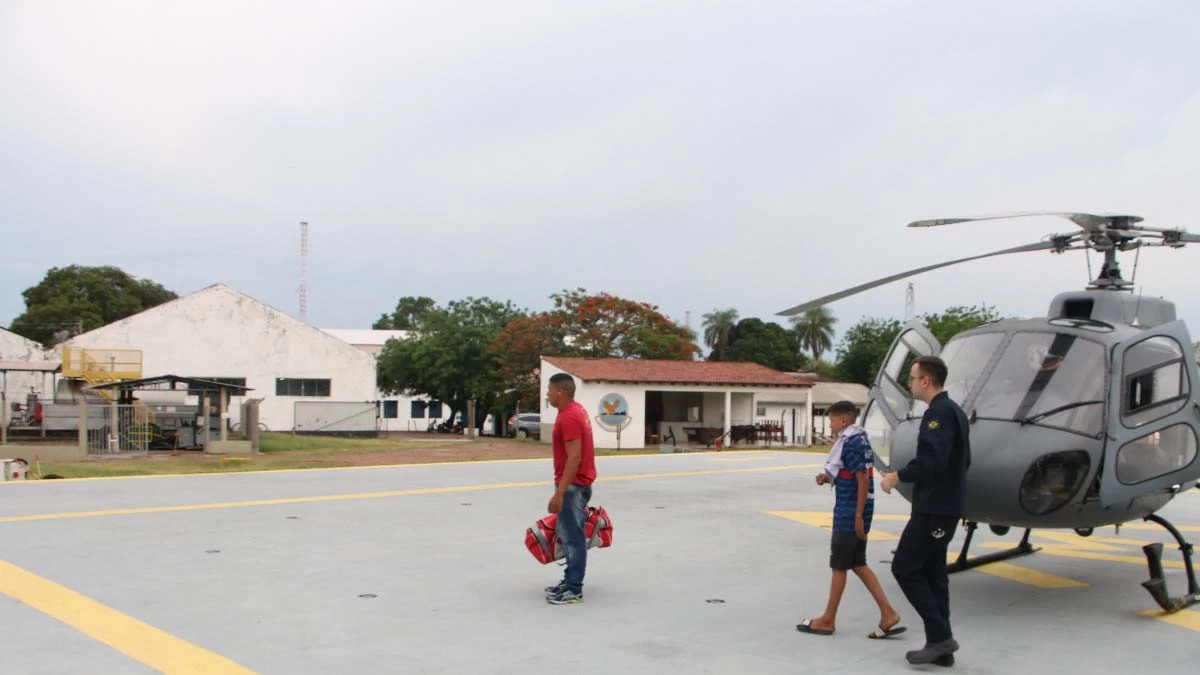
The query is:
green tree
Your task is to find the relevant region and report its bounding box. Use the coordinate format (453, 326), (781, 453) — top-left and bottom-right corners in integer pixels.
(789, 307), (837, 364)
(834, 317), (902, 385)
(491, 289), (699, 406)
(921, 305), (1000, 345)
(8, 265), (177, 346)
(832, 305), (1001, 386)
(373, 296), (437, 329)
(723, 318), (810, 372)
(701, 308), (739, 360)
(376, 297), (524, 432)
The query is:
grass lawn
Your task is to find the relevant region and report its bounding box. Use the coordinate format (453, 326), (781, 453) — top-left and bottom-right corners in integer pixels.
(34, 433), (431, 479)
(28, 432), (831, 480)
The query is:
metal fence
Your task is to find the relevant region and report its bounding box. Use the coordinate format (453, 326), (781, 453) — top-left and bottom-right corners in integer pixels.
(293, 401), (378, 435)
(86, 404), (155, 456)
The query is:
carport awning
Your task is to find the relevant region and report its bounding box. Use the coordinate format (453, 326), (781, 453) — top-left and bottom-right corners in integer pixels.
(85, 375), (253, 394)
(0, 360), (62, 373)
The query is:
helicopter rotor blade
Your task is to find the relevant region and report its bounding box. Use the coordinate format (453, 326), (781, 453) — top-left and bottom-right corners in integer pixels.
(908, 211), (1144, 230)
(775, 240), (1060, 317)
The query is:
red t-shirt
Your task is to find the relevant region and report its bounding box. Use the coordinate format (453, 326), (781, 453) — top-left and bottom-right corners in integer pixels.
(552, 401), (597, 486)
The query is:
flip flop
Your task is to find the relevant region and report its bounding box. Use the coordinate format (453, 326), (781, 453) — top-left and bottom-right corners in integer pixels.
(796, 619), (833, 636)
(867, 624), (907, 639)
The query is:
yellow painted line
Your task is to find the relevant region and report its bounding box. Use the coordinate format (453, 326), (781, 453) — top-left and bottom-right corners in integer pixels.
(0, 450), (812, 484)
(1069, 535), (1155, 548)
(944, 555), (1087, 589)
(982, 542), (1186, 570)
(1032, 531), (1133, 552)
(763, 511), (901, 541)
(0, 560), (256, 674)
(708, 456), (777, 462)
(0, 464), (815, 524)
(597, 464), (821, 483)
(767, 511), (1086, 588)
(1137, 607), (1200, 632)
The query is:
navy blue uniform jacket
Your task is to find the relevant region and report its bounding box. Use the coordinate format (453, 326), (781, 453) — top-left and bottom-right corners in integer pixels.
(897, 391), (971, 517)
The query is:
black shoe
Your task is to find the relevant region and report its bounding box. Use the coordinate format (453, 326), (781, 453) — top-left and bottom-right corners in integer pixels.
(905, 639), (959, 665)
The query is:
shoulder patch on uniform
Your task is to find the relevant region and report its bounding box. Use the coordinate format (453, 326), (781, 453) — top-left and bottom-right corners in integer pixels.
(927, 420), (940, 430)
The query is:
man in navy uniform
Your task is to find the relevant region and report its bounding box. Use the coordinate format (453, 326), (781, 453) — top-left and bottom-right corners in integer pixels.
(881, 355), (971, 666)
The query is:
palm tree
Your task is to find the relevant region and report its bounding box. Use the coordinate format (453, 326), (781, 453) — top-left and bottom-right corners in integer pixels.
(702, 308), (739, 360)
(790, 307), (837, 364)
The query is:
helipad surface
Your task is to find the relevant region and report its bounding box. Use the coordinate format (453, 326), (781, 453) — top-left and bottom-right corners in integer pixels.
(2, 450), (1198, 674)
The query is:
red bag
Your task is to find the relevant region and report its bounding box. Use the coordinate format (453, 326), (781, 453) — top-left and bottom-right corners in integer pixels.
(525, 505), (613, 564)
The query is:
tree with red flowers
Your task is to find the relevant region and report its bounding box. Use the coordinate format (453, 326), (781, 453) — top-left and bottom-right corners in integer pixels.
(491, 288), (699, 408)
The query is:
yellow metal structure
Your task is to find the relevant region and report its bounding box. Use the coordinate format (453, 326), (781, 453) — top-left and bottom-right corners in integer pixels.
(62, 348), (143, 402)
(63, 348), (156, 450)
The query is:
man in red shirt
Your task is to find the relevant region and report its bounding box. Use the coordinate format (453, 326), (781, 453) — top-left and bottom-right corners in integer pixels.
(544, 372), (597, 605)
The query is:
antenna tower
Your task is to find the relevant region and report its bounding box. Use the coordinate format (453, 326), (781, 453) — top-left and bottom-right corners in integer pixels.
(299, 221), (309, 322)
(905, 282), (915, 321)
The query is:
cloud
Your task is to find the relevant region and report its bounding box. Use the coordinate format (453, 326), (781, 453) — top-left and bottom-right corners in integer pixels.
(2, 1), (1198, 345)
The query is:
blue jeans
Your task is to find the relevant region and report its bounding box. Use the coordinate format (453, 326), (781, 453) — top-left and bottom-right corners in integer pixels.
(556, 483), (592, 593)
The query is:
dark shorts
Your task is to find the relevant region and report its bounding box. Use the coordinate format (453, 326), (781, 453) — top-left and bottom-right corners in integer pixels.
(830, 531), (867, 570)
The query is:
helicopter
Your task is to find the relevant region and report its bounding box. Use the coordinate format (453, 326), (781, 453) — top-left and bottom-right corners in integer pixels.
(777, 211), (1200, 613)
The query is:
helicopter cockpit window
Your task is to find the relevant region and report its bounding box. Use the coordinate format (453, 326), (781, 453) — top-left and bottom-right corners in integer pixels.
(937, 332), (1005, 404)
(973, 332), (1106, 437)
(1121, 336), (1189, 428)
(1116, 423), (1198, 485)
(879, 329), (936, 420)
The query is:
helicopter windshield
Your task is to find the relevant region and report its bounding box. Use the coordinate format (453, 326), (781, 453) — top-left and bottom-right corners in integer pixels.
(972, 331), (1107, 436)
(938, 332), (1007, 405)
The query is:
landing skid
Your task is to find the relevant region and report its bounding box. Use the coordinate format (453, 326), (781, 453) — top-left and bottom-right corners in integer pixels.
(1141, 514), (1200, 612)
(946, 521), (1039, 574)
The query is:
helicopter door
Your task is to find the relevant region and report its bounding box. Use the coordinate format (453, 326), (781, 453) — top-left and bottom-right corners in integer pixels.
(863, 321), (941, 469)
(1100, 320), (1200, 506)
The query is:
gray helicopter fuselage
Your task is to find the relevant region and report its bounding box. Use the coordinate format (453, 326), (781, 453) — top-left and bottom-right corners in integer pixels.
(875, 292), (1199, 530)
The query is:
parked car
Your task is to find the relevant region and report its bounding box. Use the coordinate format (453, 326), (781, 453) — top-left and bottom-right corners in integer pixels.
(507, 413), (541, 439)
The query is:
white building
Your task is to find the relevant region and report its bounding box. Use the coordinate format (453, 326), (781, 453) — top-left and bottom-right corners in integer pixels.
(321, 328), (413, 356)
(320, 328), (452, 432)
(0, 327), (56, 397)
(539, 356), (814, 450)
(0, 327), (60, 434)
(55, 284), (380, 432)
(807, 380), (870, 440)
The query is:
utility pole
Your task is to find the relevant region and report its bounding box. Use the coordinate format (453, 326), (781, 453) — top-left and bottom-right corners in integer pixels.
(299, 221), (309, 322)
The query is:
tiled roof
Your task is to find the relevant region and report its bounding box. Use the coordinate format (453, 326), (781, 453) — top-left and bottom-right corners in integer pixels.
(544, 357), (810, 387)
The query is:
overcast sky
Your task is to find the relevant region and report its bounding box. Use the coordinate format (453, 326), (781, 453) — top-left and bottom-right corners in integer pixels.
(3, 1), (1198, 352)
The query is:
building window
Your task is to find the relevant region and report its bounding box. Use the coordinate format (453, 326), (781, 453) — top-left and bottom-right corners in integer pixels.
(428, 401), (443, 418)
(275, 378), (331, 397)
(383, 400), (399, 419)
(187, 377), (247, 395)
(410, 401), (427, 419)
